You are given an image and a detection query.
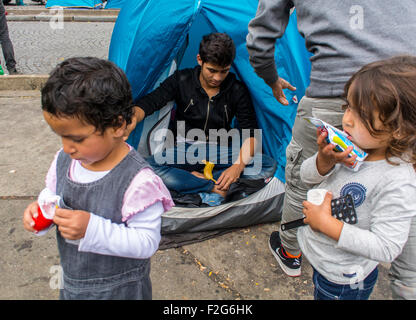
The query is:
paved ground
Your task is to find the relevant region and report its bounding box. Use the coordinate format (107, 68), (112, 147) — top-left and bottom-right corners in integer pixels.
(8, 21), (114, 75)
(3, 2), (115, 75)
(0, 4), (394, 301)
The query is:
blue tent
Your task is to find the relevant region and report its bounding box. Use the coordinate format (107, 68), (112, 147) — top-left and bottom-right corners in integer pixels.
(105, 0), (124, 8)
(45, 0), (105, 8)
(109, 0), (311, 183)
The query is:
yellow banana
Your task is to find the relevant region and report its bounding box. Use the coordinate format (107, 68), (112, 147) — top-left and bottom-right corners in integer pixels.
(202, 160), (216, 183)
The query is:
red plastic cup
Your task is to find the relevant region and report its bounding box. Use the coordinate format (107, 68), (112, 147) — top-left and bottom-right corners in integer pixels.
(33, 205), (53, 232)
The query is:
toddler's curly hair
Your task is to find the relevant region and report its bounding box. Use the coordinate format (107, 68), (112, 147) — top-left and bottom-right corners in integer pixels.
(344, 55), (416, 168)
(41, 57), (133, 134)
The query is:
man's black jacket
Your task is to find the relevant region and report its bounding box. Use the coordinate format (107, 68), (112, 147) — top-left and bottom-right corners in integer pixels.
(136, 66), (258, 142)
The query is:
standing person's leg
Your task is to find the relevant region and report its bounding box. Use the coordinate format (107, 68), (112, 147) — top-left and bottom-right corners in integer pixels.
(389, 215), (416, 300)
(0, 2), (17, 73)
(270, 96), (345, 276)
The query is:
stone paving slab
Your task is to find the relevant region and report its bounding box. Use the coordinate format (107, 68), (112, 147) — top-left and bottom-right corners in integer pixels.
(0, 199), (60, 300)
(4, 21), (114, 75)
(0, 91), (59, 196)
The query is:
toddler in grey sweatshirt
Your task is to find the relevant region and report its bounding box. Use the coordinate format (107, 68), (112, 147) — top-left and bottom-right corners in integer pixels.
(297, 56), (416, 297)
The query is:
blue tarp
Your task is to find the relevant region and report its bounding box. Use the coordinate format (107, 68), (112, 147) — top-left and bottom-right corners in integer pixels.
(108, 0), (311, 183)
(105, 0), (124, 9)
(45, 0), (104, 8)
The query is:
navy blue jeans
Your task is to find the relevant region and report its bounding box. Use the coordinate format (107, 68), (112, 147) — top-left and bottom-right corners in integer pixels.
(312, 267), (379, 300)
(146, 142), (277, 194)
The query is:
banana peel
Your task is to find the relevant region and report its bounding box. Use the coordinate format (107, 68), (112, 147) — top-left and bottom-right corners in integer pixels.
(202, 160), (216, 183)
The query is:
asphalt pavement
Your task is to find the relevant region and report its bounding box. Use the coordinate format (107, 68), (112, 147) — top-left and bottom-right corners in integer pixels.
(0, 3), (393, 301)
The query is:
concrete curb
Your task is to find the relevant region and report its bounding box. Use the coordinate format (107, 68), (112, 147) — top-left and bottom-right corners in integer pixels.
(6, 8), (119, 22)
(7, 14), (117, 22)
(6, 8), (120, 16)
(0, 75), (48, 90)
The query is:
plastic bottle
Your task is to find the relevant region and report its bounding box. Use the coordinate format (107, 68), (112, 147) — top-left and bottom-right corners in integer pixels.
(33, 205), (54, 232)
(33, 188), (60, 232)
(0, 65), (4, 75)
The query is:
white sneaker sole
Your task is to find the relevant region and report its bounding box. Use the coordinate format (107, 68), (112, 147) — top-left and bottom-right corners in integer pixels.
(268, 240), (301, 277)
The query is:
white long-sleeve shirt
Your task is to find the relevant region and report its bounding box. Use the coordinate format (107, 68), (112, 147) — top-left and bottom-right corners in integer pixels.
(38, 149), (173, 259)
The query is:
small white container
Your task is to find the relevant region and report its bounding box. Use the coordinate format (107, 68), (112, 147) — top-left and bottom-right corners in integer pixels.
(307, 189), (328, 205)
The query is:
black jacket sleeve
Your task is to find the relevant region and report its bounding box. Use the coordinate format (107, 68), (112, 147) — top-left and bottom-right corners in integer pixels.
(135, 70), (180, 117)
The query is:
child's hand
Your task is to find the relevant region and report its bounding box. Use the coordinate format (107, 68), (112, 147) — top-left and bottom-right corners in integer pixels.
(303, 191), (343, 241)
(53, 208), (90, 240)
(22, 201), (39, 233)
(316, 129), (357, 175)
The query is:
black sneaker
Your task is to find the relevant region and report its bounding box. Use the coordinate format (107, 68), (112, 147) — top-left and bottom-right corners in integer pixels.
(8, 67), (20, 75)
(269, 231), (302, 277)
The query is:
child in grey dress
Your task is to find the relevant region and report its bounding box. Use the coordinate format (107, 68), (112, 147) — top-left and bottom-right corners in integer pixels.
(22, 57), (174, 300)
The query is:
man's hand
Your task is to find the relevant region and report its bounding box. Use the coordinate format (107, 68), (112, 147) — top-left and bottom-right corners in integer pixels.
(124, 106), (146, 141)
(216, 163), (244, 191)
(269, 77), (296, 105)
(53, 208), (90, 240)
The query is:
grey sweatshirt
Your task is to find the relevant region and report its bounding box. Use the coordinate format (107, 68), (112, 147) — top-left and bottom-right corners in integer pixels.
(298, 154), (416, 285)
(246, 0), (416, 97)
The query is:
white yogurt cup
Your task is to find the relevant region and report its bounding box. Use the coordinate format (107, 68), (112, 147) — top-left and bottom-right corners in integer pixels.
(307, 189), (328, 205)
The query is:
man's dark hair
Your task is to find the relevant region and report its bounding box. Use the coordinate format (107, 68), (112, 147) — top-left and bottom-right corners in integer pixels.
(199, 33), (236, 67)
(41, 57), (133, 133)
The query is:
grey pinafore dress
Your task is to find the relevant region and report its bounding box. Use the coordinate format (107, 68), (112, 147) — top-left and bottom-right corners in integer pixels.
(55, 149), (153, 300)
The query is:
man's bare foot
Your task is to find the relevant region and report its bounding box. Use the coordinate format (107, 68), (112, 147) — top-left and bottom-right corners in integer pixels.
(191, 171), (206, 179)
(212, 184), (227, 198)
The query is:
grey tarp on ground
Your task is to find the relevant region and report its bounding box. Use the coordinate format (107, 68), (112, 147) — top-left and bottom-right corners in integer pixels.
(160, 177), (284, 248)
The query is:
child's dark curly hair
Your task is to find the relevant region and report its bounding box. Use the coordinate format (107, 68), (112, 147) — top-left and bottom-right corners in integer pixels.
(344, 55), (416, 168)
(41, 57), (133, 134)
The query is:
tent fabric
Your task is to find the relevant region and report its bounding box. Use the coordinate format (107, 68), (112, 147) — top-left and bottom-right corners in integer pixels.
(109, 0), (311, 183)
(160, 176), (284, 248)
(45, 0), (105, 8)
(105, 0), (124, 9)
(161, 177), (284, 233)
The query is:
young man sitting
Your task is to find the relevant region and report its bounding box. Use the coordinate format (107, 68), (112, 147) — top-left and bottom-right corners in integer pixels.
(131, 32), (276, 198)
